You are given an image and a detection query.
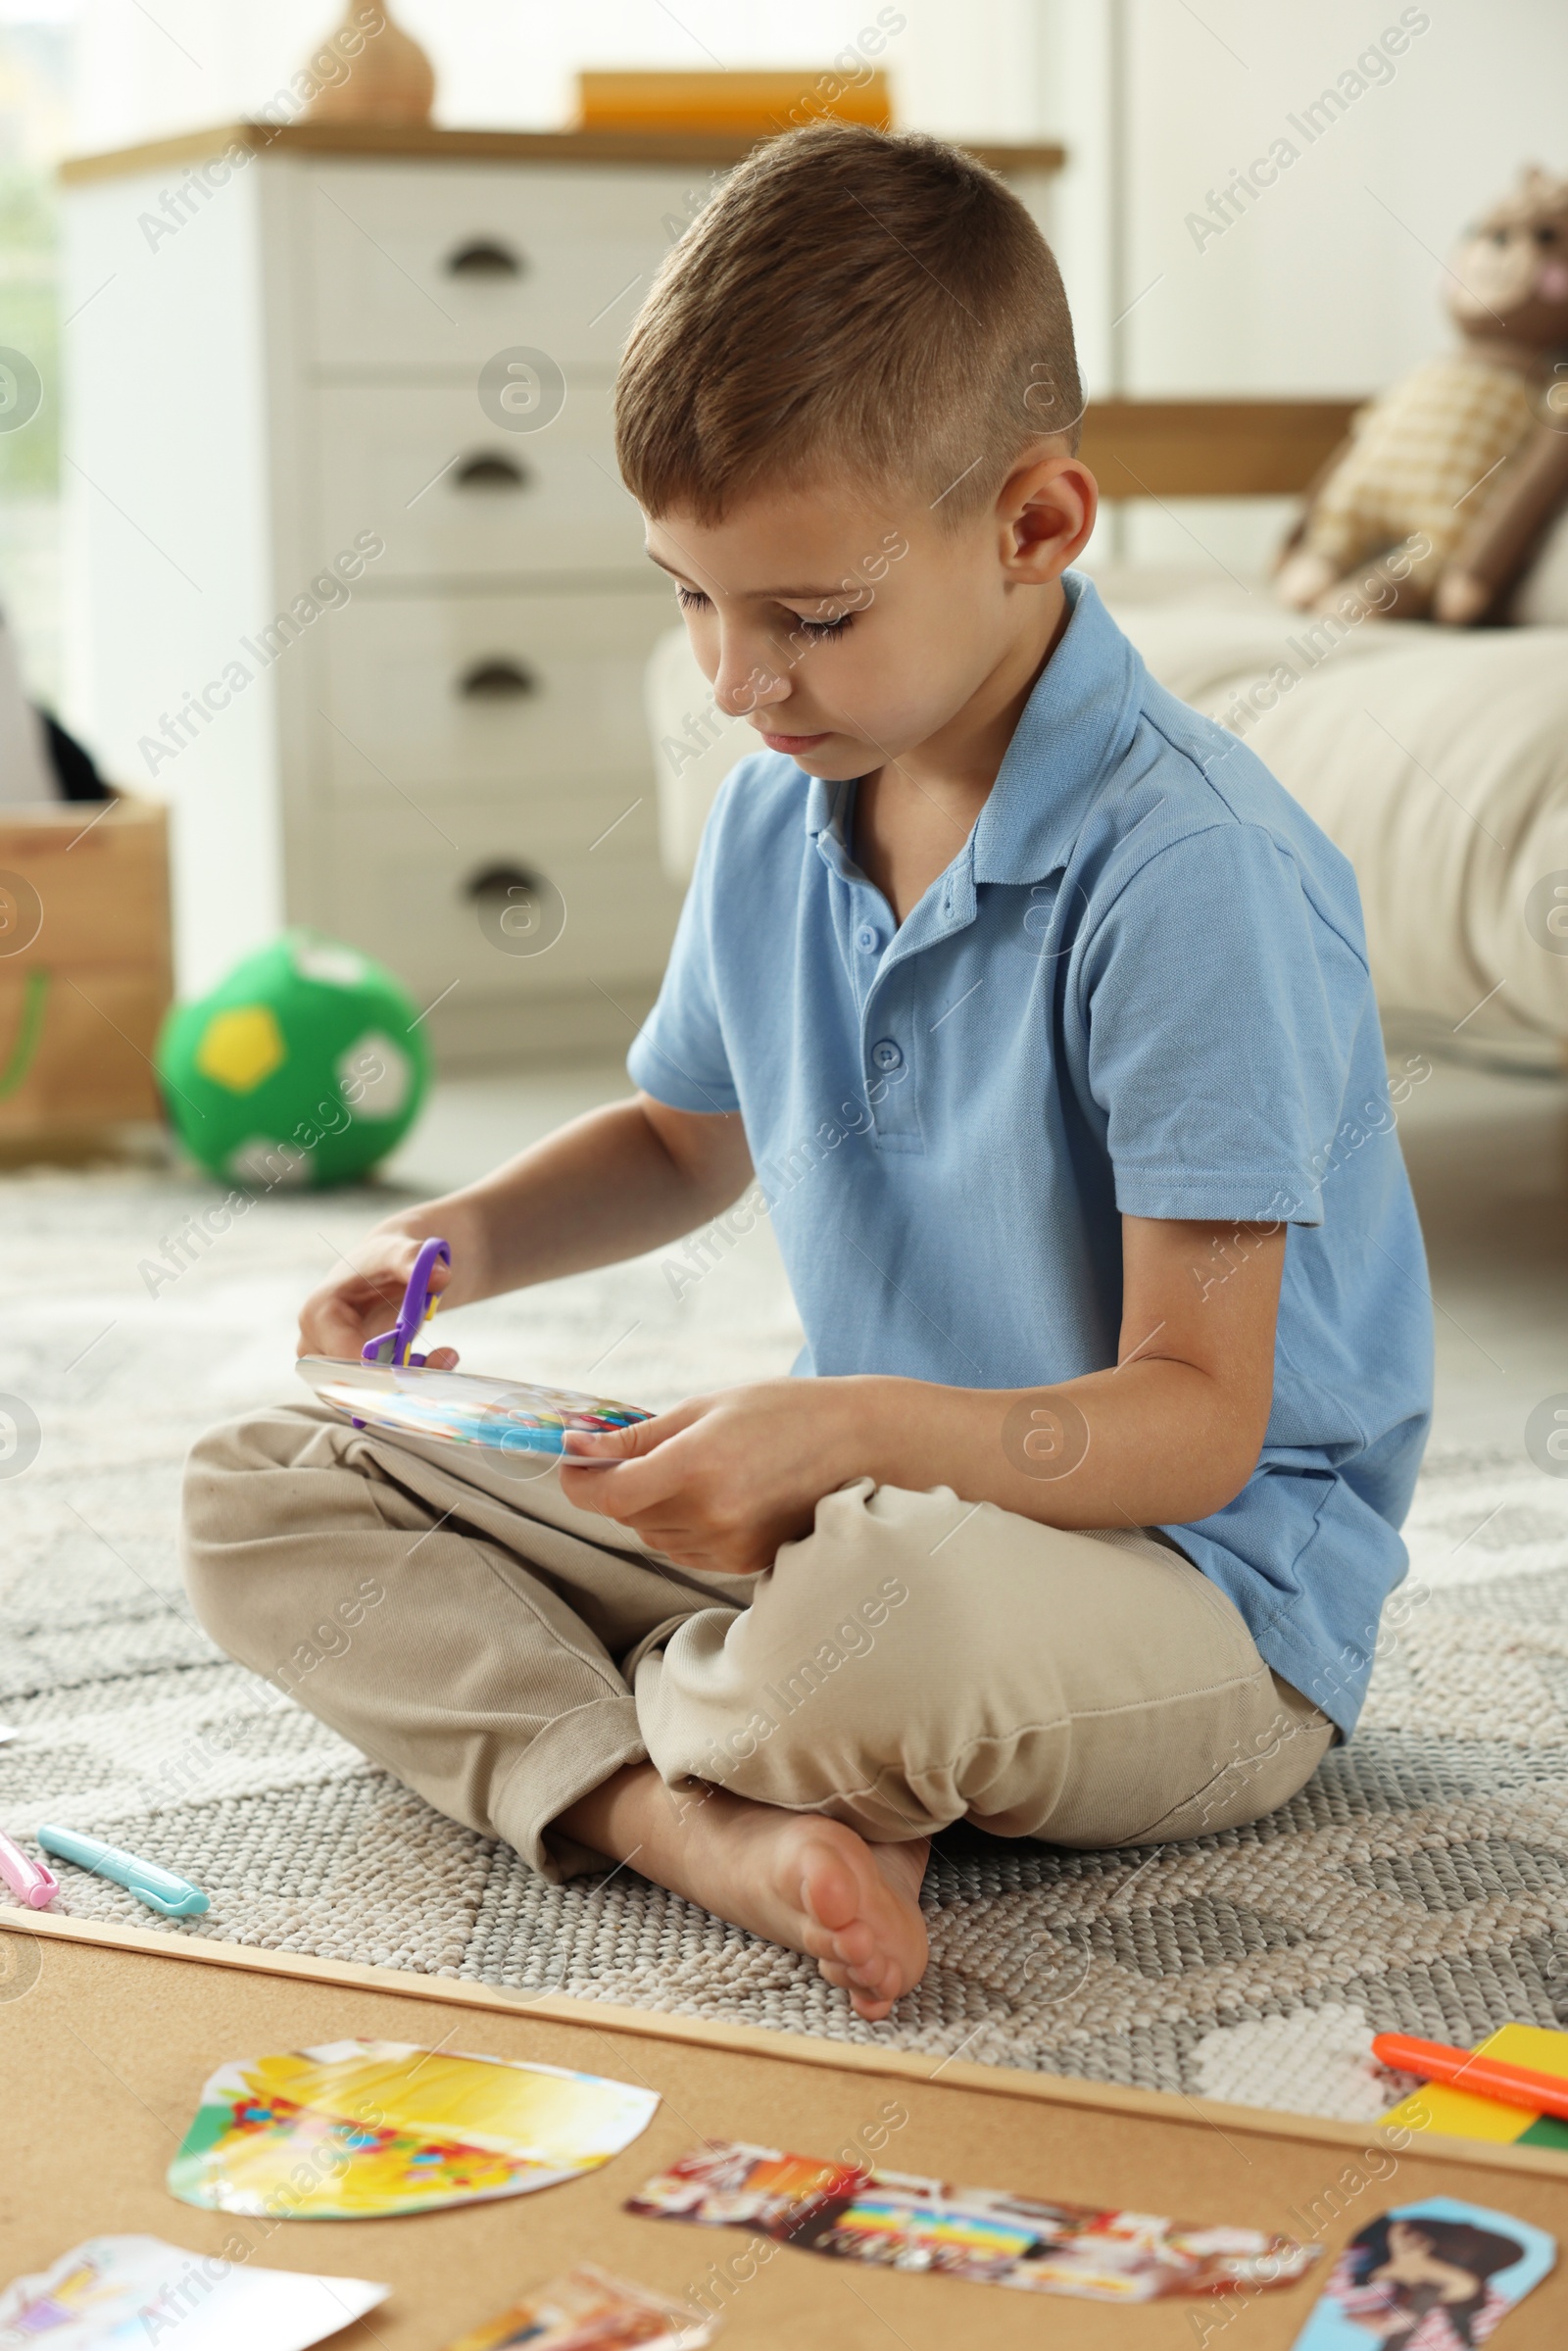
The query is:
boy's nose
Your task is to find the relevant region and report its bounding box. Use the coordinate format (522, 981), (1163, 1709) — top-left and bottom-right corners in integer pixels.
(714, 652), (790, 717)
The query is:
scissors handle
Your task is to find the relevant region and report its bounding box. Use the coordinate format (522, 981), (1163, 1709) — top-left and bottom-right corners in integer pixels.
(361, 1237), (451, 1369)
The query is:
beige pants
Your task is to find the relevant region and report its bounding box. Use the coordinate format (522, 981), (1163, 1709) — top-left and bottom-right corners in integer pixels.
(181, 1403), (1334, 1883)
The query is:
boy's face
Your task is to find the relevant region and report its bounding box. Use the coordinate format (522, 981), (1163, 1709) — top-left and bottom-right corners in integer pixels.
(643, 455), (1093, 780)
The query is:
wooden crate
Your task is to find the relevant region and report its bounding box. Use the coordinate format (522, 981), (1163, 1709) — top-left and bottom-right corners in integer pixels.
(0, 797), (172, 1151)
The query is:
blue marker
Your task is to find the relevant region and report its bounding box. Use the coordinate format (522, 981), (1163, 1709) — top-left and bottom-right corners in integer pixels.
(35, 1824), (209, 1918)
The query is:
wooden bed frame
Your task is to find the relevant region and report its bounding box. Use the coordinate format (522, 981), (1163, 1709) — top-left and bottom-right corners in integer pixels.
(1080, 399), (1358, 499)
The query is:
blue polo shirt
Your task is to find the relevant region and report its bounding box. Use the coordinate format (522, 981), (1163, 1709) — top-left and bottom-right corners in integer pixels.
(627, 573), (1433, 1736)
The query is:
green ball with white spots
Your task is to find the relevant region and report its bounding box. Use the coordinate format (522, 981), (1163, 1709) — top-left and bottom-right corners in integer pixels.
(156, 932), (429, 1187)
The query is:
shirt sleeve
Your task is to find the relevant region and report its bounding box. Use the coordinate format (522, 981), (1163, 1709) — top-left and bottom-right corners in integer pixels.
(624, 763), (751, 1115)
(1078, 821), (1369, 1228)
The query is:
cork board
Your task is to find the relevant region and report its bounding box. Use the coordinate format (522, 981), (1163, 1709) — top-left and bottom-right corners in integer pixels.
(5, 1910), (1566, 2348)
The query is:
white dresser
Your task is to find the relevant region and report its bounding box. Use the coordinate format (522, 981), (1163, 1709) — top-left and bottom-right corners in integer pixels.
(61, 123), (1062, 1065)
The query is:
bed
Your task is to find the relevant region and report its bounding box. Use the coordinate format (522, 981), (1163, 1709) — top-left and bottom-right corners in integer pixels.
(644, 401), (1568, 1063)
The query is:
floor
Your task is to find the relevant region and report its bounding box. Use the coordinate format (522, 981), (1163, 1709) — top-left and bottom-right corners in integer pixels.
(384, 1048), (1568, 1455)
(1393, 1053), (1568, 1449)
(385, 1059), (637, 1198)
(9, 1049), (1568, 2106)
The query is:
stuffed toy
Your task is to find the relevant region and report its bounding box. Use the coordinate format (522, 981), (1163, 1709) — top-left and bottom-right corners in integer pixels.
(1276, 166), (1568, 623)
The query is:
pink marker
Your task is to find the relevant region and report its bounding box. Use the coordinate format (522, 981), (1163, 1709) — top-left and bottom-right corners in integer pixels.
(0, 1826), (58, 1911)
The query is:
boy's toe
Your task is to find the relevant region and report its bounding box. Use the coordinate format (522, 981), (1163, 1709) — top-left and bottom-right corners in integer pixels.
(797, 1842), (861, 1935)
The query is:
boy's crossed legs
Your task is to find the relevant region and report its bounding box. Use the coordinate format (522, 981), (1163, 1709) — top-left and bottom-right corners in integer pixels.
(183, 1404), (1333, 2020)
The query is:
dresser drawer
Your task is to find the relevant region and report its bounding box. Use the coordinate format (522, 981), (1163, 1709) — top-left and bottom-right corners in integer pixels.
(324, 767), (663, 866)
(313, 384), (646, 577)
(318, 587), (675, 791)
(318, 798), (682, 1005)
(297, 162), (699, 370)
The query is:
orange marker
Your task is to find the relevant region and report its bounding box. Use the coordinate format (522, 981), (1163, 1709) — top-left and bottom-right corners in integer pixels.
(1372, 2032), (1568, 2121)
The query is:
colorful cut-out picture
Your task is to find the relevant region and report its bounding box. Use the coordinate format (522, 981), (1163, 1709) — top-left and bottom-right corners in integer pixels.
(627, 2140), (1322, 2302)
(169, 2039), (660, 2220)
(297, 1358), (650, 1461)
(1291, 2199), (1556, 2349)
(0, 2232), (386, 2350)
(442, 2264), (713, 2350)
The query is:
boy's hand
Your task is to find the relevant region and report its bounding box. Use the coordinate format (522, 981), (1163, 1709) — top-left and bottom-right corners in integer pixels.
(297, 1228), (460, 1368)
(563, 1212), (1288, 1555)
(560, 1380), (862, 1576)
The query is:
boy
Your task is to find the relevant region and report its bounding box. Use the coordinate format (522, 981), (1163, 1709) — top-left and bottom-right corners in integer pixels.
(184, 123), (1433, 2024)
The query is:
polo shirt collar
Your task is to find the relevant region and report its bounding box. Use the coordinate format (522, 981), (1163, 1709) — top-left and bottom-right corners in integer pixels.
(801, 571), (1146, 884)
(972, 572), (1145, 885)
(804, 771), (849, 844)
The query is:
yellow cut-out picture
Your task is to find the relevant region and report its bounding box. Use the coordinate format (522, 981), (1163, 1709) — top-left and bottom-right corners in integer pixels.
(168, 2038), (661, 2219)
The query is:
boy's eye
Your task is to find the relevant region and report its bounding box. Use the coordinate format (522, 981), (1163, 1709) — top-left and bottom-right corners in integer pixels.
(674, 584), (710, 612)
(792, 612), (855, 641)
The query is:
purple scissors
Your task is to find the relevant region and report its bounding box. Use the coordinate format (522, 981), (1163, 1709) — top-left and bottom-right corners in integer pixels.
(356, 1235), (451, 1425)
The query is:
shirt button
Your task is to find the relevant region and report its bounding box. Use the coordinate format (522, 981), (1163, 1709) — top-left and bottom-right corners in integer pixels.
(855, 924), (881, 954)
(870, 1038), (904, 1072)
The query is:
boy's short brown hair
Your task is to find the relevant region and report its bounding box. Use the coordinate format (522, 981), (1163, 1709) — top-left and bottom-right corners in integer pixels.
(614, 122), (1081, 527)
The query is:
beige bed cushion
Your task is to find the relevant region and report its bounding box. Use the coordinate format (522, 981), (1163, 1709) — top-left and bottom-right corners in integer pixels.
(1511, 500), (1568, 625)
(646, 581), (1568, 1046)
(1102, 574), (1568, 1046)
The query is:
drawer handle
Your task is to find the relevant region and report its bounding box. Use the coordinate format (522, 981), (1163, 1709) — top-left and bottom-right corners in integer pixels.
(452, 451), (530, 491)
(466, 860), (543, 901)
(466, 862), (567, 957)
(445, 237), (523, 279)
(458, 658), (537, 701)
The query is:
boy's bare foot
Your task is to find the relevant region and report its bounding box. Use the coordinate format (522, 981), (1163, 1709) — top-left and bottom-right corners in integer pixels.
(559, 1766), (930, 2022)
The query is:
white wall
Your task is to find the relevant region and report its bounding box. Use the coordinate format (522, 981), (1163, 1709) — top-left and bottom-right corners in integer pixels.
(62, 0), (1568, 582)
(1117, 0), (1568, 395)
(1035, 0), (1568, 570)
(62, 159), (287, 985)
(68, 0), (1568, 382)
(68, 0), (1054, 151)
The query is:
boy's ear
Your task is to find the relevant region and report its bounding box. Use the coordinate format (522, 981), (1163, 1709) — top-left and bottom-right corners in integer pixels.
(997, 450), (1099, 584)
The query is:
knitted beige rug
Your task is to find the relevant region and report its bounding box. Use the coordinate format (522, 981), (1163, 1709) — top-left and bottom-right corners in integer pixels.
(4, 1167), (1567, 2122)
